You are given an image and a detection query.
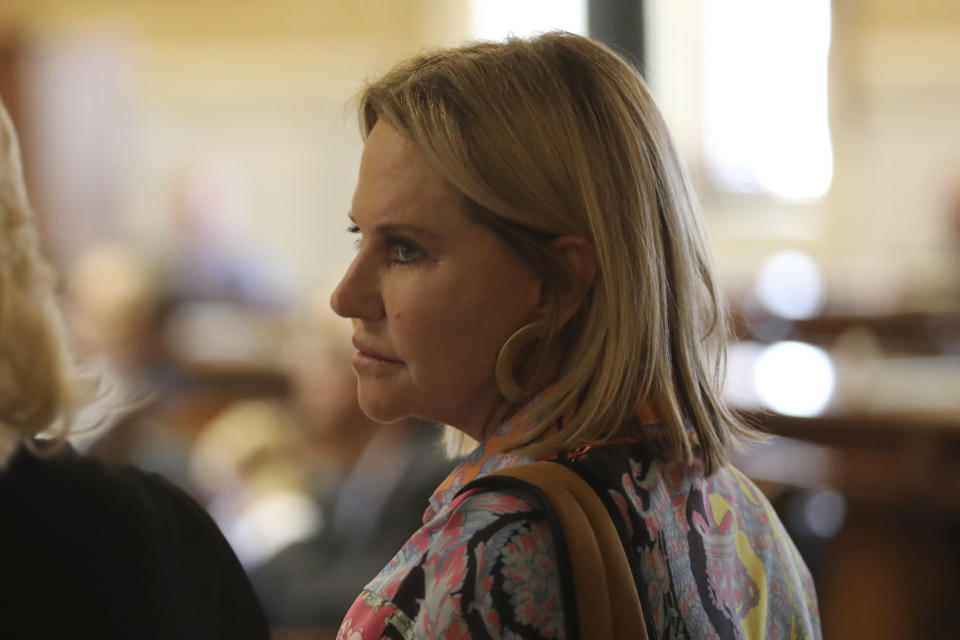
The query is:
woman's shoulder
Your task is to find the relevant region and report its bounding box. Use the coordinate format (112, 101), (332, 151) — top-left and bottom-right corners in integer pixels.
(439, 481), (558, 565)
(355, 482), (570, 640)
(437, 471), (572, 577)
(0, 444), (207, 531)
(0, 442), (253, 575)
(0, 444), (270, 639)
(561, 440), (821, 639)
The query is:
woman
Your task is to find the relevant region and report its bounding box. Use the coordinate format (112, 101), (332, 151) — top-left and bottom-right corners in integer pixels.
(0, 100), (269, 638)
(331, 32), (821, 639)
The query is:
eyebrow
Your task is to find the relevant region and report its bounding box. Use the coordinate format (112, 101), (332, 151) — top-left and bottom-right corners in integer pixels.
(347, 212), (441, 240)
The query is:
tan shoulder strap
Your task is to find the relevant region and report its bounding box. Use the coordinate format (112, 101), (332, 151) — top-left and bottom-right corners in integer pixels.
(489, 462), (649, 640)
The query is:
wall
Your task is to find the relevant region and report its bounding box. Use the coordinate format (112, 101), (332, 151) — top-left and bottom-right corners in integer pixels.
(1, 0), (469, 292)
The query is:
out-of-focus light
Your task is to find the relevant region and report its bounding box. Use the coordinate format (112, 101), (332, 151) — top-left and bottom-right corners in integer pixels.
(755, 250), (825, 320)
(754, 341), (835, 416)
(702, 0), (833, 200)
(803, 490), (846, 538)
(469, 0), (587, 40)
(226, 493), (322, 569)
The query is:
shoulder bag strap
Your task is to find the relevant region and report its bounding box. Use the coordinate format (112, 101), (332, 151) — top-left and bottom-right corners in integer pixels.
(487, 462), (649, 640)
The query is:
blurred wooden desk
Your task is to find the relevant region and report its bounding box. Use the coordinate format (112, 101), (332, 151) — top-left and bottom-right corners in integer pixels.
(732, 309), (960, 355)
(751, 411), (960, 640)
(753, 411), (960, 514)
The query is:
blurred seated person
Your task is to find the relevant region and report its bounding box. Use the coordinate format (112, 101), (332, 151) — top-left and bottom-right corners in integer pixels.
(65, 242), (292, 498)
(0, 99), (269, 639)
(168, 156), (296, 310)
(190, 399), (322, 570)
(64, 243), (201, 490)
(950, 170), (960, 305)
(248, 298), (455, 627)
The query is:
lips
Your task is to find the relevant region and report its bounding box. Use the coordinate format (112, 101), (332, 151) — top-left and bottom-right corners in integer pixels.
(352, 337), (402, 363)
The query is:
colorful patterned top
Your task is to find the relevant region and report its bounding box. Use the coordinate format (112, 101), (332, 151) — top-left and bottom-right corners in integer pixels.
(336, 401), (821, 640)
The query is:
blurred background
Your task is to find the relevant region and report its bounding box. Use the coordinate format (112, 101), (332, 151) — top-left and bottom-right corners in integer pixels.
(1, 0), (958, 638)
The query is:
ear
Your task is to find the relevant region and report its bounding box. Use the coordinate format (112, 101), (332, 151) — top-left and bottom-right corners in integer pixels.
(545, 234), (597, 326)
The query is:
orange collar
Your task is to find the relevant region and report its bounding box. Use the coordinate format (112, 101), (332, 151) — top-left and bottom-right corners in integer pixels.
(424, 394), (663, 523)
(426, 397), (546, 520)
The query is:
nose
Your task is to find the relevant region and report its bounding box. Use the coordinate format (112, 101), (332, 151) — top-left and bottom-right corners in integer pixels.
(330, 253), (384, 321)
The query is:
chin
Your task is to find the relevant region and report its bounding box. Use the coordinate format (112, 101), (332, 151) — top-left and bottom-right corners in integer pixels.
(356, 387), (414, 424)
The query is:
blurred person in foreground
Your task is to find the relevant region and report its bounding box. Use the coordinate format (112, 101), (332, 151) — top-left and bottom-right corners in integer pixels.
(0, 99), (269, 639)
(330, 33), (821, 639)
(248, 298), (453, 627)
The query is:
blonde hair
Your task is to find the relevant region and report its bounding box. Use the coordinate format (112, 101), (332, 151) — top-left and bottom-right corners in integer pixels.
(358, 32), (757, 473)
(0, 99), (79, 463)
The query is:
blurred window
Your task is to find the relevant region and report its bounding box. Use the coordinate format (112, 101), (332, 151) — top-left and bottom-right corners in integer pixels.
(701, 0), (833, 200)
(469, 0), (833, 203)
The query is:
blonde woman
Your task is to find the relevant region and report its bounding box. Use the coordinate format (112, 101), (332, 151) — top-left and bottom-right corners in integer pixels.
(0, 100), (269, 638)
(331, 33), (821, 639)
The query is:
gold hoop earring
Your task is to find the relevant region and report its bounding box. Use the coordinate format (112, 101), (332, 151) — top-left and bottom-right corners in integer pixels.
(495, 321), (549, 403)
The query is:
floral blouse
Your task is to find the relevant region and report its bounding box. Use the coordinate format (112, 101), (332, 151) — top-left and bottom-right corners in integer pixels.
(337, 403), (821, 640)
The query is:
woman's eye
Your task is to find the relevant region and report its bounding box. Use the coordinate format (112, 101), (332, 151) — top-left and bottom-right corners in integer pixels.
(346, 223), (361, 249)
(390, 239), (423, 264)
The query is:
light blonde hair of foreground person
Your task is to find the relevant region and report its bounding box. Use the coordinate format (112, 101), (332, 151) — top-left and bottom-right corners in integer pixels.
(359, 32), (758, 474)
(0, 100), (80, 463)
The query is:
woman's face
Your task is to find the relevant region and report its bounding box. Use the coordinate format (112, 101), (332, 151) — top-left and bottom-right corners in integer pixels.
(330, 122), (543, 439)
